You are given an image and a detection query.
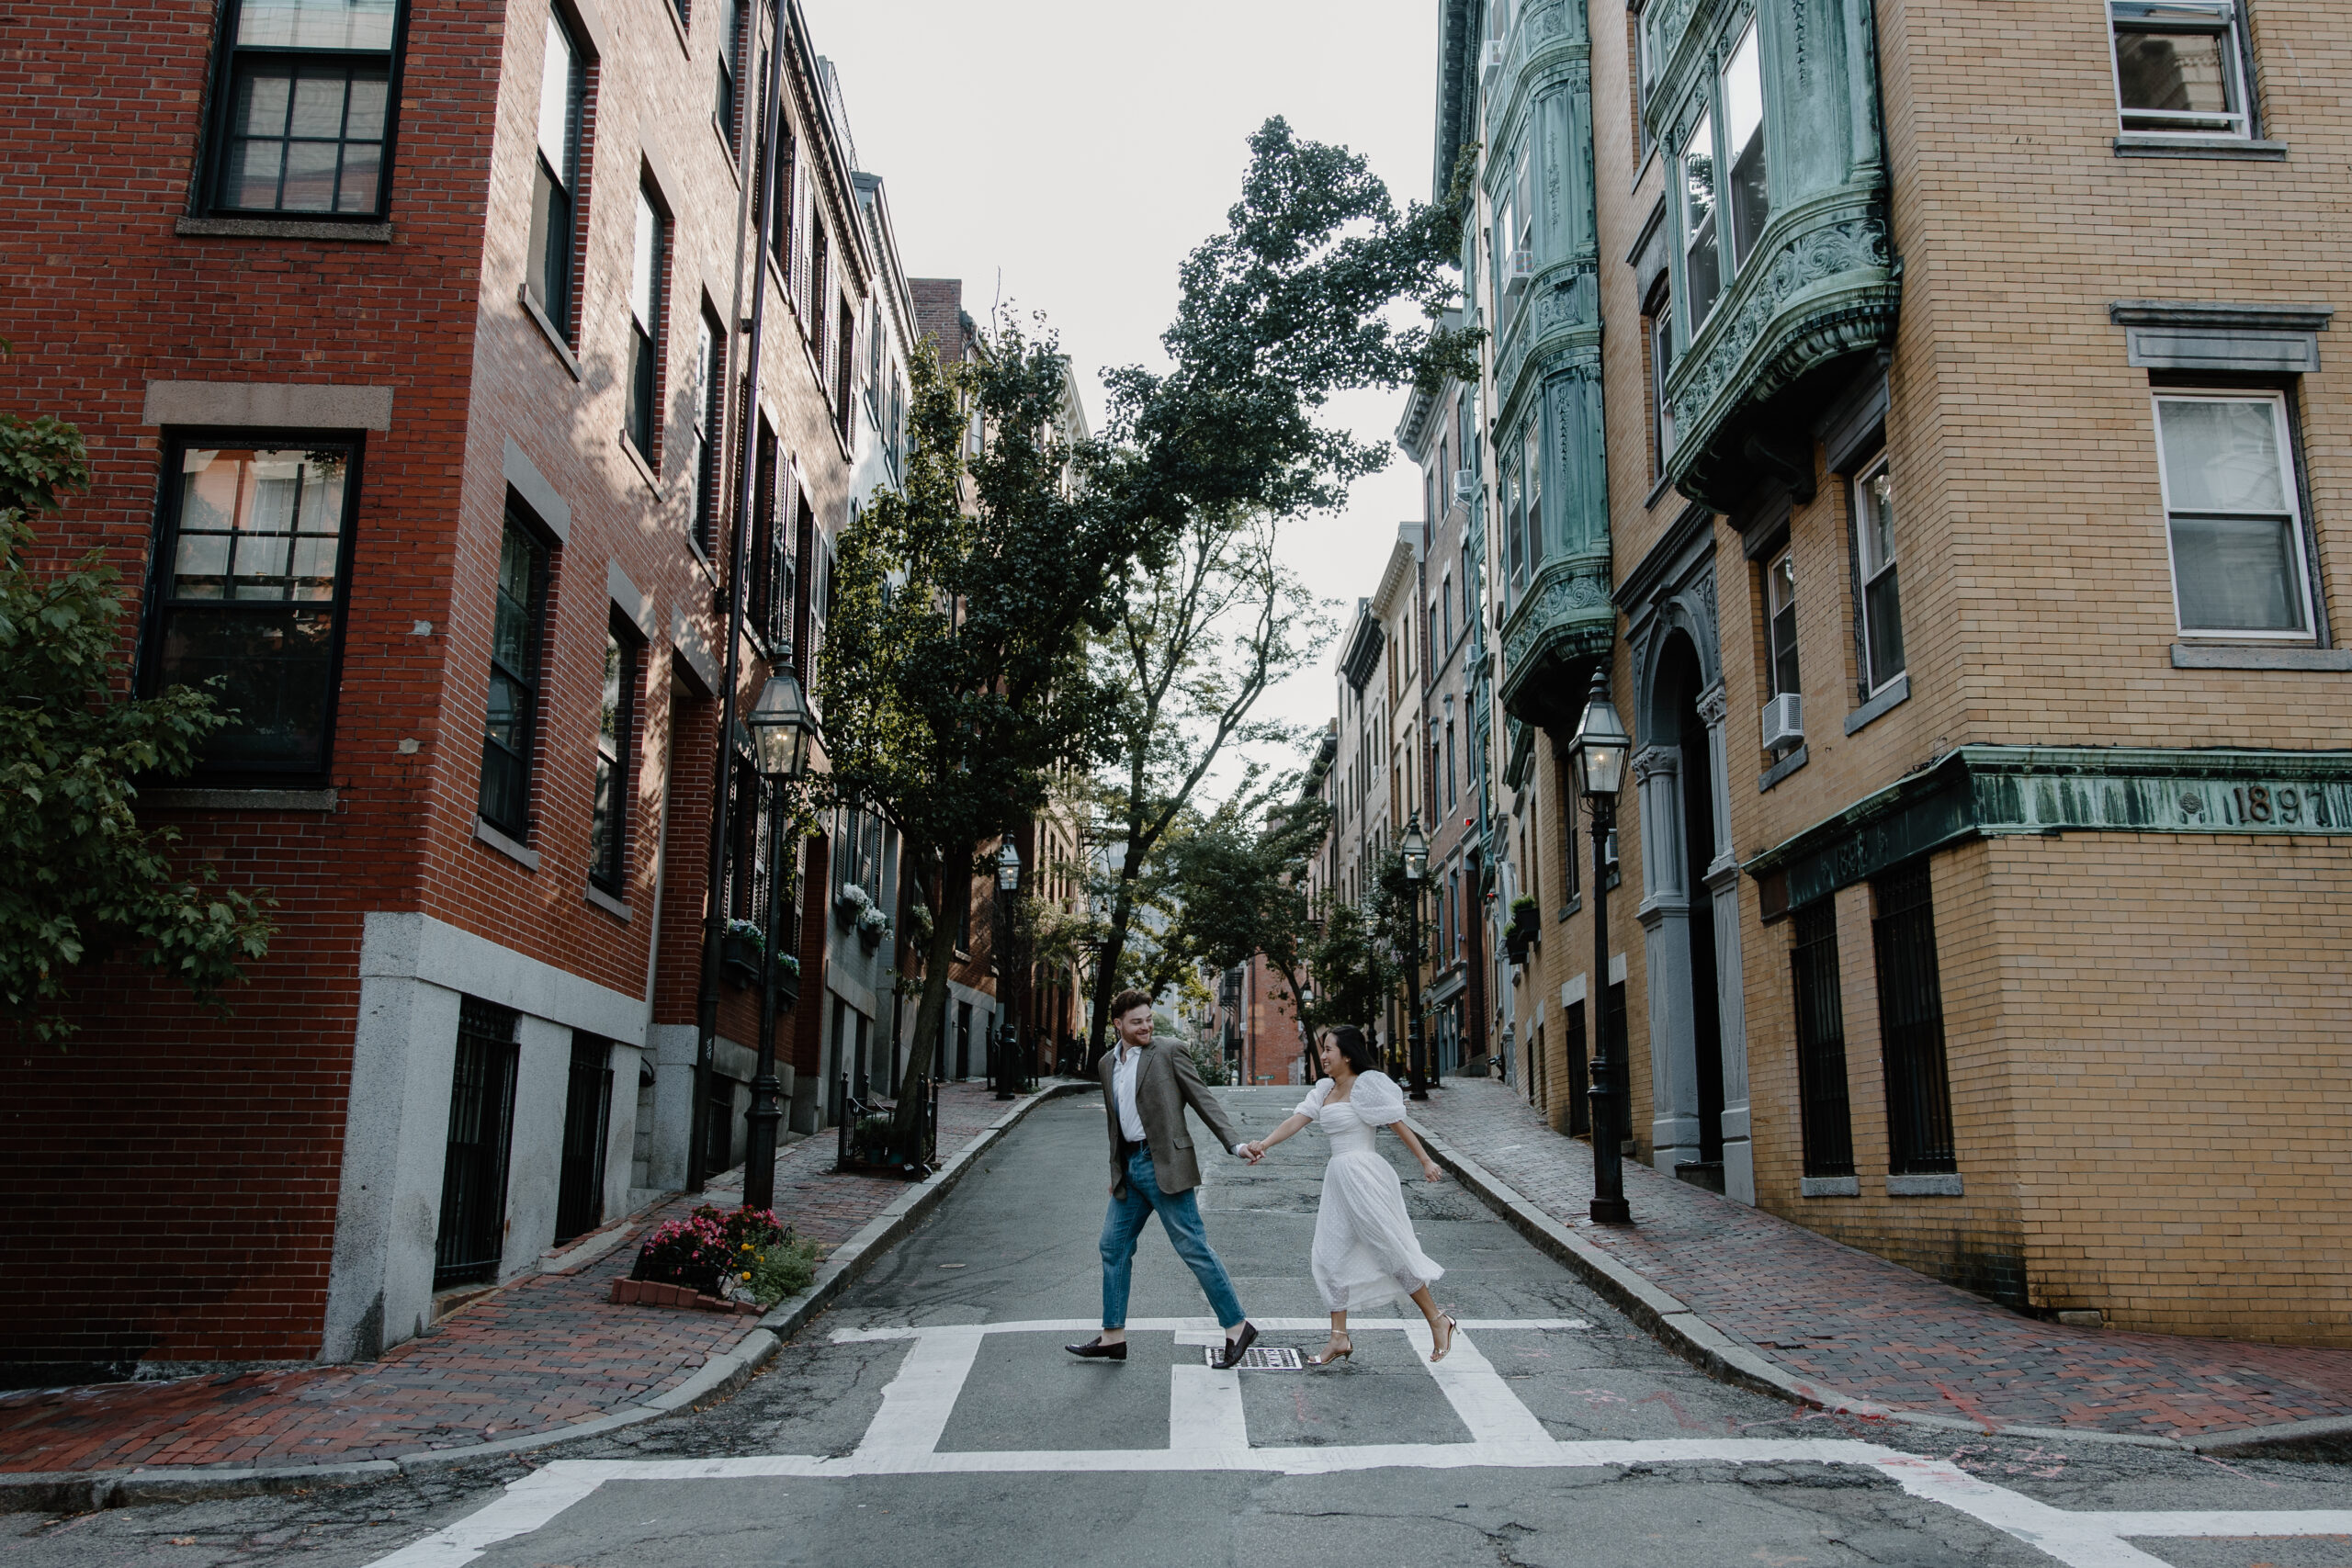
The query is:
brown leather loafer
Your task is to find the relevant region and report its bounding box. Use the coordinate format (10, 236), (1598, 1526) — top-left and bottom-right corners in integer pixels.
(1064, 1336), (1127, 1361)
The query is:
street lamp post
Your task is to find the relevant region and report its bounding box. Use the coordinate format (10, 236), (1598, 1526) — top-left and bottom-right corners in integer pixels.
(993, 839), (1021, 1100)
(741, 670), (818, 1214)
(1400, 814), (1430, 1101)
(1566, 670), (1632, 1225)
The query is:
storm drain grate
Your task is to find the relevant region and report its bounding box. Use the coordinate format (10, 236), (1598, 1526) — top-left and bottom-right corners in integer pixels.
(1202, 1345), (1303, 1370)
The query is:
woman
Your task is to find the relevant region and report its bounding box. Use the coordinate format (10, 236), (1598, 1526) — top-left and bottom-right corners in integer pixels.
(1245, 1026), (1456, 1366)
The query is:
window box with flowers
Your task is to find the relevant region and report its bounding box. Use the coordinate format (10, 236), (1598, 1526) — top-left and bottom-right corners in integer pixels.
(721, 919), (764, 988)
(616, 1203), (820, 1312)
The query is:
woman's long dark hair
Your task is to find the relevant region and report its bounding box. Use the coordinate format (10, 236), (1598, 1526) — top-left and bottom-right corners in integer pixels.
(1321, 1025), (1375, 1076)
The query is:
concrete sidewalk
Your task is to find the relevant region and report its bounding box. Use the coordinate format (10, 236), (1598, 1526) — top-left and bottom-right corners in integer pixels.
(1408, 1078), (2352, 1453)
(0, 1080), (1077, 1494)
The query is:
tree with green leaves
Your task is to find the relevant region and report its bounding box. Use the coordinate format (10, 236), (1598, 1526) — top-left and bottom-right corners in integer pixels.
(1150, 764), (1333, 1081)
(1081, 117), (1476, 1066)
(817, 321), (1137, 1159)
(0, 405), (276, 1042)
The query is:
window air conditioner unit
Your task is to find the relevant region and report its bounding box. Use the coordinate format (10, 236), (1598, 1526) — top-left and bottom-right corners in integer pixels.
(1760, 693), (1804, 754)
(1452, 468), (1476, 506)
(1506, 248), (1536, 292)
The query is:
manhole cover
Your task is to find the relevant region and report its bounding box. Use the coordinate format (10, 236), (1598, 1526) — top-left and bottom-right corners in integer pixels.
(1203, 1345), (1303, 1370)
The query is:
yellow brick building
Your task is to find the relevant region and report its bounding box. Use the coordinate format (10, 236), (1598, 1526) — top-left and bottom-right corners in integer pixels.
(1442, 0), (2348, 1343)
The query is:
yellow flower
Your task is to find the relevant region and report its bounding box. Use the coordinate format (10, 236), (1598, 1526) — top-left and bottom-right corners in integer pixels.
(740, 1271), (752, 1280)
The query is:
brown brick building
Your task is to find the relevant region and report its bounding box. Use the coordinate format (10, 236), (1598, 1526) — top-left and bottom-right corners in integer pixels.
(0, 0), (910, 1377)
(1427, 0), (2348, 1344)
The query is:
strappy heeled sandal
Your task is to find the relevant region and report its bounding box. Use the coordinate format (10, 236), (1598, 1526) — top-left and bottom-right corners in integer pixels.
(1306, 1332), (1353, 1367)
(1429, 1314), (1459, 1363)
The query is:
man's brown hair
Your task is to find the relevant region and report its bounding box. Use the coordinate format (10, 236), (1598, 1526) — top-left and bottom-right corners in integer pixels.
(1107, 989), (1154, 1022)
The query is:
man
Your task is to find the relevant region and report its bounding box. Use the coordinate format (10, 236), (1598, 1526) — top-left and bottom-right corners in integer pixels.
(1066, 990), (1261, 1370)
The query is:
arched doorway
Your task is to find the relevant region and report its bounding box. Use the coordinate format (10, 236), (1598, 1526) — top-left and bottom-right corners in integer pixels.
(1637, 628), (1725, 1182)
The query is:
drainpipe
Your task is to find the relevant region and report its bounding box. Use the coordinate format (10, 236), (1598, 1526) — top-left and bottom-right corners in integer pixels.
(688, 0), (793, 1192)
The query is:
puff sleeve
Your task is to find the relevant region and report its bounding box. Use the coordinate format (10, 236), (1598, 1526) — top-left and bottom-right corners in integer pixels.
(1350, 1071), (1408, 1125)
(1294, 1077), (1334, 1119)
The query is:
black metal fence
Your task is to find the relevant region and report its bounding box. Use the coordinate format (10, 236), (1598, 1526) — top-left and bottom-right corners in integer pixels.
(1790, 901), (1856, 1178)
(553, 1032), (612, 1247)
(1871, 860), (1957, 1174)
(836, 1074), (938, 1176)
(435, 998), (521, 1290)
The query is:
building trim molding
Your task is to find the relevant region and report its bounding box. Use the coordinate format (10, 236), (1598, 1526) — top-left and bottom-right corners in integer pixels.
(1746, 746), (2352, 911)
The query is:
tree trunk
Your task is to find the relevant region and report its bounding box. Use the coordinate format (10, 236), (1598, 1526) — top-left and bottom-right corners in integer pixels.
(1083, 851), (1142, 1075)
(892, 847), (964, 1164)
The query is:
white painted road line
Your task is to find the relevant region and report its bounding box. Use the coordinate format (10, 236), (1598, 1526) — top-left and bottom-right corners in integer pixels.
(831, 1315), (1588, 1340)
(359, 1320), (2352, 1568)
(849, 1324), (985, 1462)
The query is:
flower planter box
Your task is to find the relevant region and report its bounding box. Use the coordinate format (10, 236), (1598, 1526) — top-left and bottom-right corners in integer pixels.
(611, 1277), (761, 1314)
(721, 934), (762, 989)
(772, 966), (800, 1011)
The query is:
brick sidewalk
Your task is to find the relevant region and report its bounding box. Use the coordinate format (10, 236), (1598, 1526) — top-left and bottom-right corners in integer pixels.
(0, 1081), (1028, 1474)
(1410, 1078), (2352, 1444)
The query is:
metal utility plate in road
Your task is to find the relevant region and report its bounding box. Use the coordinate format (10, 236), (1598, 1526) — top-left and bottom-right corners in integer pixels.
(1204, 1345), (1301, 1370)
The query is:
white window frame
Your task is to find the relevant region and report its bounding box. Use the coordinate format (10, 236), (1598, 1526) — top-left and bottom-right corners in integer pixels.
(2108, 0), (2252, 141)
(1679, 107), (1721, 337)
(1852, 453), (1905, 696)
(2153, 390), (2316, 641)
(1765, 547), (1799, 699)
(1721, 18), (1769, 270)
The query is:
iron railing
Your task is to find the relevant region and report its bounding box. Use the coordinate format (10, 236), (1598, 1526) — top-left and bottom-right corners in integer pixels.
(435, 998), (521, 1289)
(1790, 901), (1856, 1178)
(836, 1074), (938, 1176)
(1871, 861), (1957, 1174)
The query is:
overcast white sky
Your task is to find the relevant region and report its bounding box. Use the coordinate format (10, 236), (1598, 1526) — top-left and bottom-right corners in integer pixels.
(810, 0), (1442, 786)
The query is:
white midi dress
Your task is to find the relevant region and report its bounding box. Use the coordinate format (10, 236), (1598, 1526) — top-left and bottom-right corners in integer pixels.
(1296, 1072), (1445, 1313)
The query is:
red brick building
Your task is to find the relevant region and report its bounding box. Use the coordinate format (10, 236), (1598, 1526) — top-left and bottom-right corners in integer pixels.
(0, 0), (899, 1378)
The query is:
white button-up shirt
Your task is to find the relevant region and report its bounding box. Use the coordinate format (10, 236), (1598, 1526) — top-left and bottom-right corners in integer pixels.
(1112, 1042), (1148, 1144)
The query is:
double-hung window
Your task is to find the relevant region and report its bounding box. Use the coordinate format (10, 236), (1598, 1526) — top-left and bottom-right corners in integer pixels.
(2154, 393), (2315, 637)
(591, 619), (640, 894)
(626, 188), (666, 462)
(689, 309), (722, 554)
(713, 0), (741, 146)
(1504, 460), (1525, 590)
(1679, 109), (1721, 330)
(479, 510), (550, 841)
(1852, 455), (1905, 694)
(1722, 21), (1770, 268)
(208, 0), (402, 219)
(149, 442), (358, 778)
(527, 13), (584, 338)
(1521, 423), (1543, 581)
(1765, 548), (1800, 698)
(2109, 1), (2253, 140)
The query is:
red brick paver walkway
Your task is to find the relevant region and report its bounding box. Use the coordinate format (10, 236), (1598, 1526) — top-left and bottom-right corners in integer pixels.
(1411, 1079), (2352, 1444)
(0, 1082), (1031, 1474)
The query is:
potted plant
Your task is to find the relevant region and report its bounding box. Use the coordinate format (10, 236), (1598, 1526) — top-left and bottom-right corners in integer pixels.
(770, 951), (801, 1010)
(856, 902), (889, 953)
(722, 919), (764, 988)
(1509, 896), (1542, 942)
(834, 882), (871, 930)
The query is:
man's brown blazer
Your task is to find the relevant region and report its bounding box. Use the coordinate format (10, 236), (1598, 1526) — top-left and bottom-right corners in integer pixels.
(1099, 1039), (1244, 1199)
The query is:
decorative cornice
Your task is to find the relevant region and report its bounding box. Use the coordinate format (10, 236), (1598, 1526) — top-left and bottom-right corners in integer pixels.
(1663, 208), (1900, 512)
(1747, 746), (2352, 910)
(2109, 299), (2333, 333)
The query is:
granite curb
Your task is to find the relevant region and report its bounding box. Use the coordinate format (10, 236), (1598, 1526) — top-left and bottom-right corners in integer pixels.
(1408, 1118), (2342, 1459)
(0, 1082), (1091, 1515)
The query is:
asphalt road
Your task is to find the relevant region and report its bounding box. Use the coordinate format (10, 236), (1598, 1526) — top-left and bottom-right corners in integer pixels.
(13, 1087), (2352, 1568)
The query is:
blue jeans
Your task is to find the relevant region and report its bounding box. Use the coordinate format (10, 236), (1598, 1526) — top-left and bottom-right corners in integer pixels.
(1100, 1146), (1247, 1332)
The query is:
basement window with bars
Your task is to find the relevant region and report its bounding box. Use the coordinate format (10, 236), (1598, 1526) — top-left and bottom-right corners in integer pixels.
(1871, 861), (1956, 1176)
(205, 0), (404, 220)
(435, 997), (520, 1289)
(146, 440), (360, 781)
(1789, 901), (1855, 1178)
